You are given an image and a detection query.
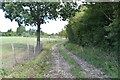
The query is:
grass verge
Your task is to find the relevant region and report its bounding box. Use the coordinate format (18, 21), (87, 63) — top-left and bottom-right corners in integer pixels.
(64, 41), (118, 78)
(57, 44), (85, 78)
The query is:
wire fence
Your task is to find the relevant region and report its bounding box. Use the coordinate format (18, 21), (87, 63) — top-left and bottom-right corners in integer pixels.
(2, 43), (43, 69)
(1, 37), (63, 69)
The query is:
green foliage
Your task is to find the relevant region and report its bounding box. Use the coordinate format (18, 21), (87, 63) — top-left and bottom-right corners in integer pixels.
(22, 32), (31, 37)
(59, 2), (78, 21)
(2, 2), (24, 26)
(22, 28), (36, 37)
(1, 2), (77, 27)
(28, 29), (36, 36)
(16, 26), (26, 36)
(40, 30), (49, 37)
(0, 31), (2, 36)
(65, 3), (119, 77)
(105, 3), (120, 52)
(0, 68), (7, 76)
(4, 29), (16, 36)
(58, 28), (67, 38)
(66, 3), (120, 51)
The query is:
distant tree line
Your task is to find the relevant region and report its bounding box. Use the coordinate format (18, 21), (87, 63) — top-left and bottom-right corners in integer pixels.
(0, 26), (58, 37)
(1, 26), (35, 37)
(1, 26), (34, 37)
(58, 28), (67, 38)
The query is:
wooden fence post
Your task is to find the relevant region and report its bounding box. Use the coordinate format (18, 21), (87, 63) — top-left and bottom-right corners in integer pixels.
(27, 44), (30, 59)
(11, 43), (17, 64)
(34, 44), (36, 55)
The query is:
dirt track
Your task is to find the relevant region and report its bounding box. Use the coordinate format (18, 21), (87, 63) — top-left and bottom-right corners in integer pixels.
(44, 44), (74, 78)
(44, 43), (109, 78)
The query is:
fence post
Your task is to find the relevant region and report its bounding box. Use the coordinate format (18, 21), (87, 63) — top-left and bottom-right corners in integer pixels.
(27, 44), (30, 59)
(11, 43), (17, 65)
(0, 37), (2, 69)
(34, 44), (36, 55)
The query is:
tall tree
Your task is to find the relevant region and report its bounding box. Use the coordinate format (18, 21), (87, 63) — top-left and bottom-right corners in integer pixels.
(2, 2), (78, 47)
(66, 2), (120, 50)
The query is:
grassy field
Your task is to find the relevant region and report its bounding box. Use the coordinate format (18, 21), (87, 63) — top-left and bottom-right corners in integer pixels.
(0, 37), (63, 78)
(64, 41), (118, 78)
(1, 37), (61, 57)
(1, 37), (60, 44)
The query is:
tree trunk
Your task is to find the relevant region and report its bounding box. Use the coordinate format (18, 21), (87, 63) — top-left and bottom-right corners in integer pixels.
(37, 24), (40, 48)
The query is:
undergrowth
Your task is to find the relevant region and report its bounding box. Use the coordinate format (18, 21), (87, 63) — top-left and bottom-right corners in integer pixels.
(64, 41), (118, 78)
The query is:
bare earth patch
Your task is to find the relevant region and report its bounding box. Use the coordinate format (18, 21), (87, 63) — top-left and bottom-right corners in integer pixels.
(44, 44), (74, 78)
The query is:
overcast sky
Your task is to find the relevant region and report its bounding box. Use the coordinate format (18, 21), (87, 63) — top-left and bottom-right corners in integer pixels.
(0, 9), (68, 34)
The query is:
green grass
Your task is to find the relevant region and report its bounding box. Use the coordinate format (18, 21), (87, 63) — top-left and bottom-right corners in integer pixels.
(1, 37), (36, 45)
(57, 44), (85, 78)
(1, 37), (61, 44)
(2, 44), (52, 78)
(64, 41), (118, 78)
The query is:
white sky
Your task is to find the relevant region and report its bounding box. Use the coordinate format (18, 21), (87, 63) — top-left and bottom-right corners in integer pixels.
(0, 9), (68, 34)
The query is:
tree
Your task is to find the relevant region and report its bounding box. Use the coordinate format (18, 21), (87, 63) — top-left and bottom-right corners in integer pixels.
(28, 28), (36, 36)
(2, 2), (24, 26)
(16, 26), (26, 36)
(2, 2), (78, 47)
(66, 2), (120, 51)
(5, 29), (14, 36)
(58, 29), (67, 38)
(59, 2), (78, 21)
(0, 31), (2, 36)
(106, 3), (120, 51)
